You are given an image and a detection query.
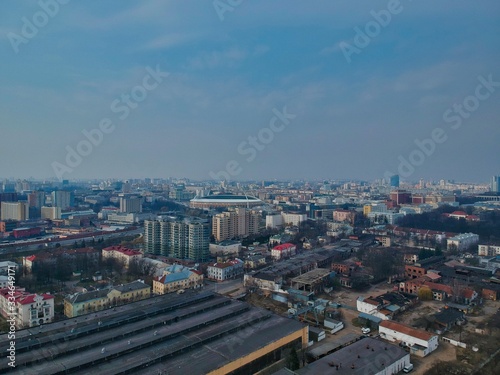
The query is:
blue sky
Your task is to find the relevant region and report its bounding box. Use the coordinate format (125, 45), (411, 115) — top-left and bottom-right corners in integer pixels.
(0, 0), (499, 183)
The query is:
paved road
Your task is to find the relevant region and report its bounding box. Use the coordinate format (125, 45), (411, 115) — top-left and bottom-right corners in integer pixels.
(0, 227), (143, 253)
(204, 277), (244, 295)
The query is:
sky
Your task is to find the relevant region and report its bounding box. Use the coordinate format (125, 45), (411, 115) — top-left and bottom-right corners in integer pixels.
(0, 0), (499, 183)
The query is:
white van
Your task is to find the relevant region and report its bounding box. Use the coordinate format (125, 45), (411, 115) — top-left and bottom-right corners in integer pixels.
(403, 363), (413, 373)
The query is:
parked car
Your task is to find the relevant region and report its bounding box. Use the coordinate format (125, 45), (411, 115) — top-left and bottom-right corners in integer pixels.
(403, 363), (414, 373)
(361, 327), (371, 334)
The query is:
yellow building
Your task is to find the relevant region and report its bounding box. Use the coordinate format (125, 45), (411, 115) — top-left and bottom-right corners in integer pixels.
(363, 204), (372, 216)
(64, 280), (150, 318)
(153, 264), (203, 295)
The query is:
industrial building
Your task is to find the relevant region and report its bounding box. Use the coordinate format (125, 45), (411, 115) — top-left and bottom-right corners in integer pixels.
(298, 337), (410, 375)
(1, 291), (308, 375)
(379, 320), (439, 357)
(290, 268), (334, 294)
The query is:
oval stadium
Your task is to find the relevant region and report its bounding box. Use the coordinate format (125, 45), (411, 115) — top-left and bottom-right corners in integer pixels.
(190, 194), (263, 209)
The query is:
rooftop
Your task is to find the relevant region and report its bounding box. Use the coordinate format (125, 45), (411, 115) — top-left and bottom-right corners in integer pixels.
(291, 268), (332, 285)
(191, 194), (261, 202)
(2, 291), (307, 375)
(300, 337), (408, 374)
(380, 320), (435, 341)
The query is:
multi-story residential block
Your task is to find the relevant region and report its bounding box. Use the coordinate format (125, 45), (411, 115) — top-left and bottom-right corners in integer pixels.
(333, 209), (356, 223)
(281, 212), (307, 227)
(491, 175), (500, 193)
(447, 233), (480, 251)
(390, 190), (411, 205)
(1, 202), (29, 221)
(367, 211), (404, 225)
(28, 191), (45, 208)
(207, 259), (244, 281)
(478, 244), (500, 256)
(209, 240), (241, 255)
(271, 243), (296, 260)
(144, 217), (210, 261)
(119, 196), (142, 213)
(51, 190), (74, 209)
(212, 208), (260, 242)
(102, 246), (143, 268)
(41, 206), (61, 220)
(0, 287), (54, 328)
(265, 213), (284, 229)
(152, 264), (203, 294)
(64, 280), (150, 318)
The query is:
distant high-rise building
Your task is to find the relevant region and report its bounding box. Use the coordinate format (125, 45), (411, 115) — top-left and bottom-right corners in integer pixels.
(122, 180), (131, 193)
(390, 175), (400, 187)
(144, 217), (210, 261)
(390, 189), (411, 205)
(51, 190), (74, 209)
(28, 191), (45, 208)
(491, 175), (500, 193)
(41, 206), (61, 220)
(1, 202), (29, 221)
(2, 181), (15, 193)
(0, 193), (18, 205)
(119, 196), (142, 213)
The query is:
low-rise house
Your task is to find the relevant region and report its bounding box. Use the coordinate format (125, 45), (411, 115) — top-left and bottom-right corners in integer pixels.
(356, 292), (417, 321)
(442, 211), (480, 222)
(481, 282), (500, 301)
(64, 280), (150, 318)
(244, 272), (282, 292)
(0, 287), (54, 329)
(271, 243), (296, 260)
(379, 320), (439, 357)
(400, 278), (453, 301)
(153, 264), (203, 294)
(431, 308), (465, 334)
(207, 259), (244, 281)
(244, 255), (266, 269)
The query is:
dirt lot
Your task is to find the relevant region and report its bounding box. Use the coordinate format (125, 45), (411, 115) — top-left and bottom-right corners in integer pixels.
(247, 282), (500, 374)
(412, 340), (456, 374)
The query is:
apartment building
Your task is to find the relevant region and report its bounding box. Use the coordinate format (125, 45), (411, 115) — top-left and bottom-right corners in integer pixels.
(144, 217), (210, 261)
(212, 208), (260, 242)
(0, 287), (54, 329)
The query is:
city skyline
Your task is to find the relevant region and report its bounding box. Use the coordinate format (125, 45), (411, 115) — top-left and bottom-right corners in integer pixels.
(1, 1), (499, 182)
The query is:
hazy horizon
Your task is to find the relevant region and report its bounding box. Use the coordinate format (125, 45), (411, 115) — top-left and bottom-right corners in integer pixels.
(1, 1), (499, 182)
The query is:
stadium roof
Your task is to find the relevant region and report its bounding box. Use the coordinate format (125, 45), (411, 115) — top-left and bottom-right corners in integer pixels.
(191, 194), (261, 203)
